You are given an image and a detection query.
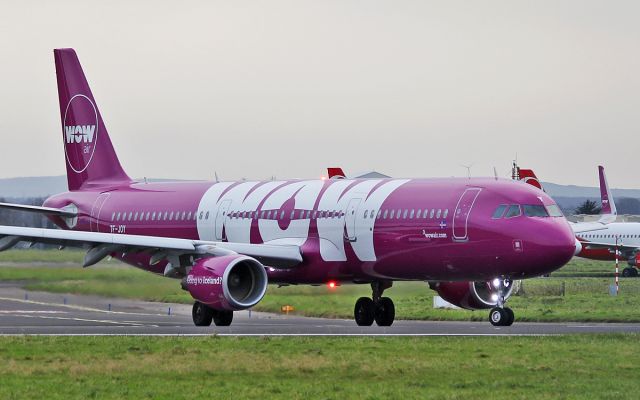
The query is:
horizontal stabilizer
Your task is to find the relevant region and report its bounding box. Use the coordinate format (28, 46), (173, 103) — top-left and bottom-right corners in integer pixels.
(0, 202), (77, 218)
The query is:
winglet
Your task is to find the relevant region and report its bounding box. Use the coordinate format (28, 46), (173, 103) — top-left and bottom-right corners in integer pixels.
(598, 165), (617, 223)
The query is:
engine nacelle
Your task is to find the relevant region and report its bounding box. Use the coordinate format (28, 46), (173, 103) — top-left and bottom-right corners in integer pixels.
(184, 255), (268, 311)
(430, 281), (514, 310)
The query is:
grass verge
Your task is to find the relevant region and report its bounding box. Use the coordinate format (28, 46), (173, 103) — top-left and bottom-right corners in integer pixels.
(0, 251), (638, 322)
(0, 335), (638, 399)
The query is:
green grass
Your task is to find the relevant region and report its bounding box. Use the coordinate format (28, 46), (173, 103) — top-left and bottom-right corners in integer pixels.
(552, 257), (623, 277)
(0, 250), (638, 322)
(0, 249), (88, 263)
(0, 335), (637, 399)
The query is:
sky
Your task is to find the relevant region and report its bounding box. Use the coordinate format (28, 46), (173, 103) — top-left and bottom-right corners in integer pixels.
(0, 1), (639, 187)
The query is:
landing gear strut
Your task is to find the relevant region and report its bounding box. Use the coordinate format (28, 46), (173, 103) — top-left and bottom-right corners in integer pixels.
(192, 301), (234, 327)
(489, 278), (514, 327)
(354, 281), (395, 327)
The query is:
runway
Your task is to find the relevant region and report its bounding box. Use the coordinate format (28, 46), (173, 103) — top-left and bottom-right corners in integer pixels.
(1, 284), (639, 336)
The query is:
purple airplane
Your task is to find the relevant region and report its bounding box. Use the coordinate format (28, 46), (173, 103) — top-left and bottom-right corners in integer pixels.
(0, 49), (578, 327)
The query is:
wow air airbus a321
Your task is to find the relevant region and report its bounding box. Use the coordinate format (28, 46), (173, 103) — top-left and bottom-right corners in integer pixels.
(0, 49), (578, 327)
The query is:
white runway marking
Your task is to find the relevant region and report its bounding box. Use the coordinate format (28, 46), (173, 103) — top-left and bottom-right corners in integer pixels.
(6, 313), (158, 327)
(0, 310), (67, 314)
(0, 296), (168, 316)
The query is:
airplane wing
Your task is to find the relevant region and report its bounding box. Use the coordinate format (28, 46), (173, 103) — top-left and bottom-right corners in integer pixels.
(0, 225), (302, 269)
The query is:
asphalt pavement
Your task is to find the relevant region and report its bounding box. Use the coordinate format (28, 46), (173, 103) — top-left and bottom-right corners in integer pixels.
(0, 283), (638, 336)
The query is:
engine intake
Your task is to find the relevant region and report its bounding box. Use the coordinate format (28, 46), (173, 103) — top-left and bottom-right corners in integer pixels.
(430, 281), (514, 310)
(184, 255), (268, 311)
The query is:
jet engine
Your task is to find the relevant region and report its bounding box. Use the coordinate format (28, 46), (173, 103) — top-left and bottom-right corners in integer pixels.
(183, 255), (268, 311)
(430, 280), (514, 310)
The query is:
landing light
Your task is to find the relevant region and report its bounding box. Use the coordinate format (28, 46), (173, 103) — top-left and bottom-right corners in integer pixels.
(491, 294), (499, 302)
(492, 278), (501, 288)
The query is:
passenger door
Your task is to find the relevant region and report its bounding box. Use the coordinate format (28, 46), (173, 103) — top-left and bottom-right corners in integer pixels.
(215, 200), (232, 241)
(452, 188), (482, 241)
(344, 198), (361, 242)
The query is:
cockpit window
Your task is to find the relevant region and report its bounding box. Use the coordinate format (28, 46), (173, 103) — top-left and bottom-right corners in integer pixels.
(545, 204), (564, 217)
(523, 205), (549, 217)
(492, 204), (508, 219)
(504, 204), (521, 218)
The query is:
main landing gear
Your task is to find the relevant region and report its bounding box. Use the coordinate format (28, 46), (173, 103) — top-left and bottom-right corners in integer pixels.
(489, 278), (514, 327)
(192, 301), (233, 327)
(354, 281), (395, 327)
(622, 267), (639, 278)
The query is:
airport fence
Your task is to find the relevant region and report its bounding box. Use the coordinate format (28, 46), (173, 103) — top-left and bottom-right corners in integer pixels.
(514, 279), (640, 297)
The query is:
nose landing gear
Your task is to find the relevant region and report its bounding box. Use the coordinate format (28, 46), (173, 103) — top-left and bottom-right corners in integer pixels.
(354, 281), (395, 326)
(489, 278), (514, 327)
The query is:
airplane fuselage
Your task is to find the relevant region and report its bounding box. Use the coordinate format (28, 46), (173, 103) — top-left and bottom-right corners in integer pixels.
(574, 222), (640, 261)
(43, 177), (576, 284)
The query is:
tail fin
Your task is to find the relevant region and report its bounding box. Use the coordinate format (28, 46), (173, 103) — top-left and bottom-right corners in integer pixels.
(598, 165), (616, 223)
(327, 167), (346, 179)
(54, 48), (131, 190)
(517, 168), (544, 191)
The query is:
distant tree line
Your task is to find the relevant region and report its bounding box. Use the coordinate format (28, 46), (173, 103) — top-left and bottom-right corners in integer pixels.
(573, 197), (640, 215)
(574, 199), (601, 215)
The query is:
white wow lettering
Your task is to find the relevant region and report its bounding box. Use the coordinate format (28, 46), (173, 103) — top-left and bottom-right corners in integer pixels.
(196, 179), (409, 262)
(65, 125), (96, 144)
(186, 275), (222, 285)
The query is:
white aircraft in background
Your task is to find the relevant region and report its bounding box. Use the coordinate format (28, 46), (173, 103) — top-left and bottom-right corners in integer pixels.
(516, 165), (640, 277)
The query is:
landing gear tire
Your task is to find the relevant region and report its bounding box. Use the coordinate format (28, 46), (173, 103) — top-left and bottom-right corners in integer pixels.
(354, 297), (375, 326)
(503, 307), (515, 326)
(622, 267), (638, 278)
(192, 301), (213, 326)
(489, 307), (514, 327)
(374, 297), (395, 327)
(213, 310), (234, 326)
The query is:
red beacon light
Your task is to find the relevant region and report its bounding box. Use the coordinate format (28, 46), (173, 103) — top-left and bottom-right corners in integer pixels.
(327, 281), (338, 289)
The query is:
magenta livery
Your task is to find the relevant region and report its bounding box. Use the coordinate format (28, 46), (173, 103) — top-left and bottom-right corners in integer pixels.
(0, 49), (577, 328)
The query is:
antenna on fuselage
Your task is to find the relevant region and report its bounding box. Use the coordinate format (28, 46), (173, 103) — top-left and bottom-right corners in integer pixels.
(460, 163), (474, 179)
(493, 167), (498, 181)
(215, 172), (219, 183)
(511, 159), (520, 181)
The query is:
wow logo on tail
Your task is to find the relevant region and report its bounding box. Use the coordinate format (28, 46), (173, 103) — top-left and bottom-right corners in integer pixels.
(62, 94), (98, 173)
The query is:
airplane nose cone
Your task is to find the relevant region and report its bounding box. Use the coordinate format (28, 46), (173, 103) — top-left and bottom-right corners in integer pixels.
(518, 219), (576, 277)
(574, 239), (583, 256)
